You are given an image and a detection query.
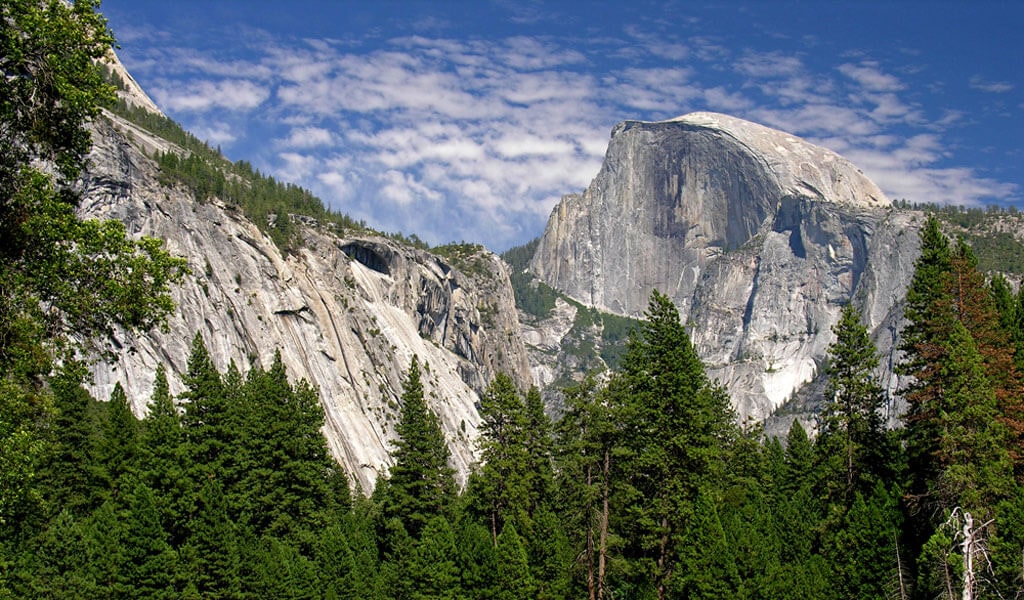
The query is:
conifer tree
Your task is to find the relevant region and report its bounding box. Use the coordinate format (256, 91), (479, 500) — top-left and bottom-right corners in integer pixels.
(610, 290), (737, 599)
(23, 510), (95, 597)
(775, 420), (818, 566)
(384, 357), (456, 539)
(38, 361), (106, 518)
(948, 241), (1024, 473)
(119, 481), (178, 599)
(932, 321), (1013, 514)
(81, 499), (125, 596)
(477, 372), (532, 545)
(139, 364), (192, 546)
(818, 303), (887, 500)
(98, 382), (139, 493)
(180, 333), (229, 475)
(406, 516), (464, 600)
(183, 477), (241, 599)
(453, 517), (498, 600)
(523, 386), (555, 513)
(555, 375), (615, 600)
(493, 522), (535, 600)
(237, 352), (337, 541)
(900, 216), (955, 517)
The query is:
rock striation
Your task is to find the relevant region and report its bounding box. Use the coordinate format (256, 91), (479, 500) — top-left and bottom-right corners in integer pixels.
(530, 112), (921, 420)
(80, 114), (531, 492)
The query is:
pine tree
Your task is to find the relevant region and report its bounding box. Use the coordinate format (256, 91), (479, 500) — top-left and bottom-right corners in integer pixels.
(775, 420), (819, 566)
(493, 522), (535, 600)
(236, 352), (337, 542)
(453, 516), (498, 600)
(555, 375), (615, 600)
(674, 487), (739, 598)
(899, 217), (955, 519)
(180, 333), (229, 476)
(818, 303), (887, 501)
(932, 321), (1013, 515)
(948, 241), (1024, 475)
(820, 482), (902, 600)
(139, 364), (192, 546)
(38, 361), (106, 519)
(523, 386), (555, 514)
(406, 516), (463, 600)
(476, 372), (531, 545)
(610, 290), (737, 599)
(98, 382), (139, 494)
(22, 510), (97, 597)
(383, 357), (456, 539)
(119, 481), (178, 599)
(182, 477), (241, 599)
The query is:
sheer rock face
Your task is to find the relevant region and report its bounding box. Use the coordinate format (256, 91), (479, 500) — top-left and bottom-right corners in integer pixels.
(81, 116), (531, 491)
(531, 112), (919, 420)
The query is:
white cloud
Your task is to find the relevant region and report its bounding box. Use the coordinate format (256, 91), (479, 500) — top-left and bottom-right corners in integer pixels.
(970, 75), (1014, 93)
(276, 152), (319, 181)
(838, 61), (904, 92)
(190, 122), (237, 146)
(119, 14), (1019, 250)
(151, 79), (269, 112)
(279, 126), (335, 149)
(735, 52), (803, 79)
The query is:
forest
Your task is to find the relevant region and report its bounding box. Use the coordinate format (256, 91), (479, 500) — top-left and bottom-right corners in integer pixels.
(4, 1), (1024, 598)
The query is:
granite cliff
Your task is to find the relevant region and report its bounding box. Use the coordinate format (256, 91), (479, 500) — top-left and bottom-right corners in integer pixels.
(80, 111), (531, 492)
(530, 112), (922, 421)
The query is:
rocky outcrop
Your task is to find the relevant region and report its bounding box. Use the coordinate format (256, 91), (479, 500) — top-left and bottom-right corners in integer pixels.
(531, 112), (920, 420)
(80, 115), (531, 491)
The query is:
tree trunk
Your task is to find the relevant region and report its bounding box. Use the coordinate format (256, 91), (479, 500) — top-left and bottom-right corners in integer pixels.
(657, 514), (670, 600)
(586, 463), (596, 600)
(598, 447), (610, 600)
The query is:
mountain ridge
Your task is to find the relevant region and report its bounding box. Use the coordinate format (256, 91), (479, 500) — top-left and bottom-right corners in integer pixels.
(82, 107), (531, 491)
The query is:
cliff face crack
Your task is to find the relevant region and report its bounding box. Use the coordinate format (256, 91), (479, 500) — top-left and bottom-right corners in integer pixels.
(740, 255), (761, 334)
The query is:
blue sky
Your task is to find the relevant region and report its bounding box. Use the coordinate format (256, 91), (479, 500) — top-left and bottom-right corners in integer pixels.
(99, 0), (1023, 252)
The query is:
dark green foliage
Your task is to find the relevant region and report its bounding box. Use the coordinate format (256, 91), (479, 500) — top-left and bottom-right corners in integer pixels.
(246, 537), (321, 599)
(932, 321), (1013, 514)
(818, 303), (888, 501)
(509, 270), (560, 319)
(233, 351), (341, 544)
(503, 238), (558, 319)
(475, 372), (533, 543)
(609, 290), (737, 596)
(37, 362), (106, 520)
(451, 515), (498, 600)
(180, 334), (233, 481)
(98, 382), (139, 491)
(406, 516), (464, 600)
(183, 477), (241, 598)
(820, 482), (902, 600)
(494, 523), (536, 600)
(554, 376), (615, 597)
(139, 364), (191, 545)
(383, 357), (456, 538)
(118, 481), (178, 599)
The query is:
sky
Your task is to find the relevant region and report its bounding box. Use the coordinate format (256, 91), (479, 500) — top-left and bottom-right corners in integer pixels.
(99, 0), (1023, 252)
